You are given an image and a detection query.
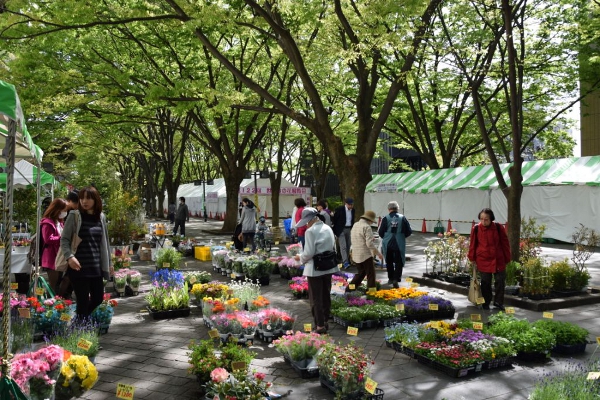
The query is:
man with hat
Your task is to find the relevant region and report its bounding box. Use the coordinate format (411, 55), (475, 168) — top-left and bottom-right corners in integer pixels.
(348, 210), (384, 291)
(378, 201), (412, 288)
(332, 197), (355, 269)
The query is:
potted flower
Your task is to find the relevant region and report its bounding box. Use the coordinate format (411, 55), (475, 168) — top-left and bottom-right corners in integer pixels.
(145, 269), (190, 319)
(532, 319), (589, 354)
(184, 271), (212, 288)
(289, 276), (309, 299)
(232, 258), (245, 279)
(190, 282), (229, 305)
(205, 368), (272, 400)
(414, 342), (485, 377)
(113, 270), (128, 297)
(10, 344), (63, 400)
(127, 269), (142, 294)
(255, 308), (296, 341)
(155, 247), (182, 270)
(286, 243), (302, 257)
(28, 296), (74, 337)
(487, 313), (556, 360)
(316, 343), (377, 398)
(274, 331), (332, 377)
(187, 339), (255, 390)
(54, 354), (98, 400)
(449, 328), (516, 369)
(49, 321), (100, 363)
(111, 249), (131, 271)
(384, 322), (437, 356)
(90, 293), (117, 333)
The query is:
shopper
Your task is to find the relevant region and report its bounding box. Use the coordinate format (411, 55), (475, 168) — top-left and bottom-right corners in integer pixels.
(316, 199), (332, 227)
(292, 198), (307, 246)
(60, 186), (113, 320)
(348, 211), (383, 291)
(331, 197), (355, 268)
(40, 198), (69, 294)
(239, 197), (257, 251)
(294, 207), (337, 334)
(173, 197), (189, 236)
(468, 208), (511, 310)
(378, 201), (412, 288)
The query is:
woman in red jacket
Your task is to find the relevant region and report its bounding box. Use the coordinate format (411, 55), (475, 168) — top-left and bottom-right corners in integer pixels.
(468, 208), (511, 310)
(40, 198), (69, 294)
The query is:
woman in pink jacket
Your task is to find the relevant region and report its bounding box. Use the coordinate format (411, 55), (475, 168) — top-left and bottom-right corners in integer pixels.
(468, 208), (511, 311)
(40, 198), (69, 294)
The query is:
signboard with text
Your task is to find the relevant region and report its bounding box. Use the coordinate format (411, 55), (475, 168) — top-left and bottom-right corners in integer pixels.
(238, 187), (310, 195)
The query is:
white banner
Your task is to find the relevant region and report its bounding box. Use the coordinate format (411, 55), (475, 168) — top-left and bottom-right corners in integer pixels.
(239, 186), (310, 195)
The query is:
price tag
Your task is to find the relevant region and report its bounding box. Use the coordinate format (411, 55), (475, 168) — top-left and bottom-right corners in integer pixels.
(189, 276), (197, 284)
(347, 326), (358, 336)
(428, 304), (439, 311)
(116, 383), (135, 400)
(364, 377), (378, 394)
(505, 307), (515, 314)
(470, 314), (481, 321)
(10, 283), (18, 290)
(60, 313), (72, 322)
(17, 308), (30, 319)
(243, 247), (250, 252)
(405, 277), (413, 283)
(348, 284), (355, 290)
(596, 336), (600, 345)
(304, 323), (312, 332)
(231, 361), (247, 371)
(476, 297), (485, 305)
(227, 289), (233, 296)
(367, 287), (377, 294)
(208, 329), (219, 339)
(77, 338), (92, 351)
(473, 322), (484, 330)
(336, 282), (344, 287)
(410, 282), (419, 288)
(543, 312), (554, 319)
(140, 309), (148, 313)
(35, 287), (45, 296)
(163, 262), (170, 269)
(587, 372), (600, 380)
(231, 273), (236, 279)
(275, 241), (279, 245)
(395, 303), (405, 311)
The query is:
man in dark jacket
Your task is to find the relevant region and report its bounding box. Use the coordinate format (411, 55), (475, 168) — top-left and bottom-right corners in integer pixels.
(173, 197), (190, 237)
(378, 201), (412, 288)
(331, 198), (355, 269)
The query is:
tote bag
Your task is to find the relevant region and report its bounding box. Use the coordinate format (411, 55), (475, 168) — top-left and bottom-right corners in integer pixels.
(468, 265), (482, 305)
(55, 212), (82, 272)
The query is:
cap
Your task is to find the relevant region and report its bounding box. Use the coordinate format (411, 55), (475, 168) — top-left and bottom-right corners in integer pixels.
(360, 211), (377, 223)
(345, 197), (354, 205)
(295, 207), (319, 228)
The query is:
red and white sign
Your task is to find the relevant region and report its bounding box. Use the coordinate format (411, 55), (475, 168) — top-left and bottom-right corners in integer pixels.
(238, 187), (310, 195)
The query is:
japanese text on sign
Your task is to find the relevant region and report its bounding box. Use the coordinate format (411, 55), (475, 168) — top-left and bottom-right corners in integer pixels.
(238, 187), (310, 195)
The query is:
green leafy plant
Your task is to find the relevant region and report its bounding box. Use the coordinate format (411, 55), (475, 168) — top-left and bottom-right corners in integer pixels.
(155, 247), (182, 270)
(487, 314), (555, 354)
(529, 360), (600, 400)
(50, 321), (100, 358)
(548, 258), (589, 291)
(519, 217), (546, 263)
(571, 224), (599, 271)
(316, 343), (373, 397)
(505, 261), (522, 286)
(532, 319), (589, 345)
(145, 283), (190, 311)
(521, 257), (552, 297)
(106, 188), (146, 245)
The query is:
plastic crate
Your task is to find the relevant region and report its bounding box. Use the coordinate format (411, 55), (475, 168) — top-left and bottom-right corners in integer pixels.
(195, 246), (211, 261)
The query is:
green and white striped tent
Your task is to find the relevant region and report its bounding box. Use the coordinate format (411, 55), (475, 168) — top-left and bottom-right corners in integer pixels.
(365, 157), (600, 242)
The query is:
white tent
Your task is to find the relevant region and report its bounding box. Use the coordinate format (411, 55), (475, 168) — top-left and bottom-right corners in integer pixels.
(165, 177), (306, 219)
(365, 157), (600, 242)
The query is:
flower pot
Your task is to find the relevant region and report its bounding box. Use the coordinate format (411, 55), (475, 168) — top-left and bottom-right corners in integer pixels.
(146, 306), (191, 320)
(319, 375), (384, 400)
(257, 276), (270, 286)
(333, 315), (362, 329)
(552, 342), (587, 355)
(516, 350), (551, 362)
(482, 356), (514, 370)
(505, 285), (520, 296)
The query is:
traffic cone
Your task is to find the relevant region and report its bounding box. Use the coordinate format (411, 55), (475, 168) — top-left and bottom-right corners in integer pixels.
(447, 219), (453, 232)
(421, 218), (427, 233)
(209, 211), (213, 219)
(264, 210), (268, 219)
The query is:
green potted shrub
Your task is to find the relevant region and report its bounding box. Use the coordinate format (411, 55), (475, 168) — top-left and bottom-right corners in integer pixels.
(505, 260), (522, 295)
(155, 247), (182, 270)
(521, 257), (552, 299)
(533, 319), (589, 354)
(487, 313), (555, 360)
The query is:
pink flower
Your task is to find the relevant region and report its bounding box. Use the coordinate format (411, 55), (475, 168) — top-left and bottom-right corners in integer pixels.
(210, 367), (229, 383)
(254, 372), (266, 381)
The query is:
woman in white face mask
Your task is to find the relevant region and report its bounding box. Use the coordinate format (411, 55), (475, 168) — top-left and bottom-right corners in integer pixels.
(40, 198), (69, 294)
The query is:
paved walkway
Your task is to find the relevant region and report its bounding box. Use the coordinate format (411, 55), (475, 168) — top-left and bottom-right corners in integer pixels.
(81, 218), (600, 400)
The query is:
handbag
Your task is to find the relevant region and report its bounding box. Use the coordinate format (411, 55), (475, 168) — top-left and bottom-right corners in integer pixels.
(313, 250), (337, 271)
(55, 212), (82, 272)
(468, 265), (482, 305)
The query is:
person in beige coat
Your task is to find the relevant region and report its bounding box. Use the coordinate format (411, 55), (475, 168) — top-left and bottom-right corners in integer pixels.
(348, 211), (384, 291)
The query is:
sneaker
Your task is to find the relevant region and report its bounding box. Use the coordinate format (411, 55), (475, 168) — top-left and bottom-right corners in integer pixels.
(493, 302), (506, 311)
(392, 281), (399, 289)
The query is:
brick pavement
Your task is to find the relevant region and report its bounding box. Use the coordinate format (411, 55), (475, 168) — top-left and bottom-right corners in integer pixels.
(80, 218), (600, 400)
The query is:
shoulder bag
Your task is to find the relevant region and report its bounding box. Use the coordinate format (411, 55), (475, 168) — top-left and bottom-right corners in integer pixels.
(55, 212), (82, 272)
(313, 250), (337, 271)
(468, 264), (482, 305)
